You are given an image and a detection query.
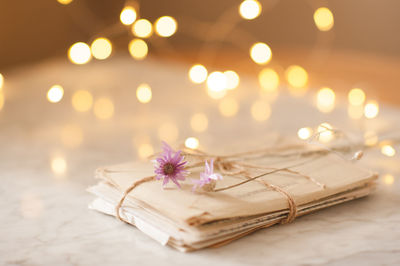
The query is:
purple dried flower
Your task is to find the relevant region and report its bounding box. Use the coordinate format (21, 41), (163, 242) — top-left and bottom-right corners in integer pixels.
(192, 159), (223, 191)
(154, 142), (188, 188)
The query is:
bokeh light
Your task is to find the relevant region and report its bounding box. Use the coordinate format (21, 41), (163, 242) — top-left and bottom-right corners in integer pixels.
(251, 100), (271, 121)
(0, 73), (3, 90)
(72, 90), (93, 112)
(60, 124), (83, 148)
(51, 156), (67, 175)
(219, 98), (239, 117)
(313, 7), (334, 31)
(155, 16), (178, 37)
(364, 131), (378, 147)
(132, 19), (153, 38)
(57, 0), (73, 5)
(0, 93), (4, 111)
(128, 39), (148, 60)
(93, 97), (114, 119)
(258, 68), (279, 92)
(239, 0), (262, 20)
(138, 143), (154, 159)
(207, 87), (227, 99)
(47, 85), (64, 103)
(285, 65), (308, 89)
(224, 71), (240, 90)
(297, 127), (313, 140)
(136, 83), (152, 103)
(348, 88), (366, 106)
(207, 71), (227, 92)
(383, 174), (394, 185)
(190, 113), (208, 132)
(317, 123), (334, 143)
(316, 87), (336, 113)
(158, 122), (179, 142)
(364, 101), (379, 119)
(250, 42), (272, 65)
(381, 145), (396, 157)
(91, 38), (112, 60)
(120, 6), (137, 25)
(185, 137), (200, 149)
(189, 64), (208, 84)
(68, 42), (92, 64)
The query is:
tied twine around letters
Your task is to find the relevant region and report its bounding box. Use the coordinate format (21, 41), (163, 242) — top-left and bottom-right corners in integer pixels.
(114, 143), (327, 225)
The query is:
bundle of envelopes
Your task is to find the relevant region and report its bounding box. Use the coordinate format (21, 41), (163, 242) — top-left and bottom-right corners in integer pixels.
(88, 153), (377, 252)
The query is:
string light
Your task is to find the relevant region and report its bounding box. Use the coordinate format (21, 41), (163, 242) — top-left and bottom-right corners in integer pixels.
(285, 65), (308, 89)
(120, 6), (137, 25)
(190, 113), (208, 132)
(364, 101), (379, 119)
(128, 39), (148, 60)
(60, 124), (83, 148)
(51, 156), (67, 175)
(239, 0), (262, 20)
(155, 16), (178, 37)
(68, 42), (92, 65)
(381, 145), (396, 157)
(189, 64), (208, 84)
(93, 97), (114, 119)
(251, 100), (271, 121)
(136, 83), (152, 103)
(91, 38), (112, 60)
(158, 122), (179, 142)
(0, 73), (3, 90)
(72, 90), (93, 112)
(207, 71), (227, 92)
(138, 143), (154, 159)
(317, 123), (334, 143)
(383, 174), (394, 185)
(250, 42), (272, 65)
(297, 127), (313, 140)
(258, 68), (279, 92)
(348, 88), (366, 106)
(185, 137), (200, 149)
(57, 0), (73, 5)
(219, 98), (239, 117)
(316, 87), (335, 113)
(224, 70), (240, 90)
(132, 19), (153, 38)
(47, 85), (64, 103)
(313, 7), (334, 31)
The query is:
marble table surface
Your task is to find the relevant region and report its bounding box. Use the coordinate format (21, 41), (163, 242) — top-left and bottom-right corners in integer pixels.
(1, 56), (399, 265)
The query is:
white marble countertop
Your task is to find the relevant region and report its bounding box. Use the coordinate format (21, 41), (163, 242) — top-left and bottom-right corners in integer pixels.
(1, 56), (399, 265)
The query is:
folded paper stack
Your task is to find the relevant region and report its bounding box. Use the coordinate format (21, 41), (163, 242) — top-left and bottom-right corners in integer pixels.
(88, 150), (377, 252)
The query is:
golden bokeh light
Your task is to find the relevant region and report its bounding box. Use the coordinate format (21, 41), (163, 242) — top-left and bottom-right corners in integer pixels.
(128, 39), (148, 60)
(250, 42), (272, 65)
(224, 70), (240, 90)
(138, 143), (154, 159)
(251, 100), (271, 121)
(158, 122), (179, 142)
(185, 137), (200, 149)
(207, 87), (227, 100)
(381, 145), (396, 157)
(364, 101), (379, 119)
(348, 88), (366, 106)
(285, 65), (308, 89)
(57, 0), (73, 5)
(190, 113), (208, 132)
(68, 42), (92, 65)
(316, 87), (336, 113)
(60, 124), (83, 148)
(347, 105), (364, 119)
(136, 83), (152, 104)
(132, 19), (153, 38)
(364, 131), (378, 147)
(313, 7), (334, 31)
(0, 73), (3, 90)
(219, 98), (239, 117)
(297, 127), (313, 140)
(0, 93), (4, 111)
(207, 71), (227, 92)
(155, 16), (178, 37)
(47, 85), (64, 103)
(91, 38), (112, 60)
(189, 64), (208, 84)
(239, 0), (262, 20)
(72, 90), (93, 112)
(317, 123), (334, 143)
(51, 156), (67, 175)
(258, 68), (279, 92)
(383, 174), (394, 185)
(93, 97), (114, 119)
(120, 6), (137, 25)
